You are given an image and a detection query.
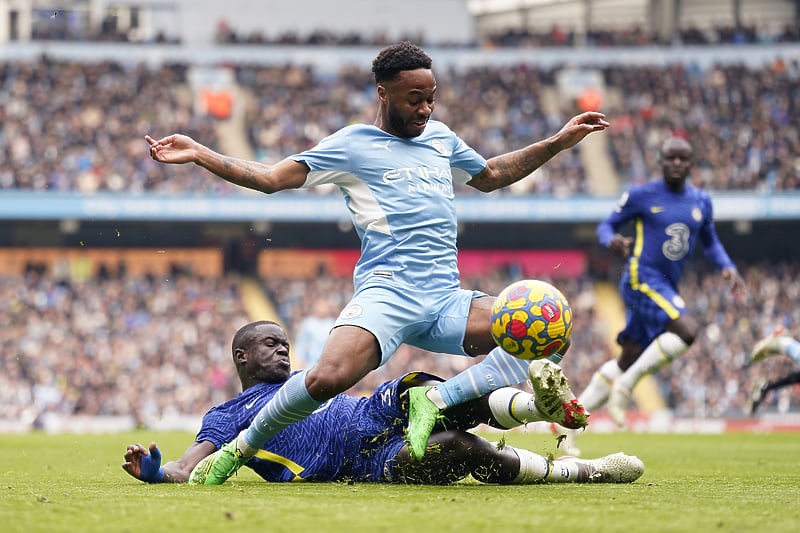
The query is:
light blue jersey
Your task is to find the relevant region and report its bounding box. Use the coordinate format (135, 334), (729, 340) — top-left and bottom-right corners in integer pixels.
(291, 121), (488, 362)
(293, 121), (487, 291)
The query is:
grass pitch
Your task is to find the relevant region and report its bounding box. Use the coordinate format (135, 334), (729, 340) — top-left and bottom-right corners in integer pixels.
(1, 430), (798, 533)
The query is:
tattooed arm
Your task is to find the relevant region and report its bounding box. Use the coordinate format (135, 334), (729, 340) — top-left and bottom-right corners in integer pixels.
(145, 134), (309, 193)
(466, 111), (610, 193)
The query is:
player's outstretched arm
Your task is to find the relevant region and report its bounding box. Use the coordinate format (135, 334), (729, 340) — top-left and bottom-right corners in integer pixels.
(145, 134), (310, 194)
(721, 267), (748, 299)
(468, 111), (610, 192)
(122, 441), (217, 483)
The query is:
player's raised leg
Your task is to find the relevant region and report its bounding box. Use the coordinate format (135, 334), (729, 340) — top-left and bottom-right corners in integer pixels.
(405, 348), (575, 461)
(607, 331), (689, 427)
(750, 326), (795, 363)
(406, 281), (577, 461)
(554, 358), (622, 456)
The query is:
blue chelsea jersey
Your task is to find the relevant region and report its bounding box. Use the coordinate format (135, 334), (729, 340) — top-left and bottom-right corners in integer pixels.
(291, 121), (487, 291)
(597, 179), (735, 288)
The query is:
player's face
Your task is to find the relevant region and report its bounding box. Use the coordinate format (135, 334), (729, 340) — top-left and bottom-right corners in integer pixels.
(661, 143), (692, 189)
(243, 324), (292, 383)
(379, 69), (436, 138)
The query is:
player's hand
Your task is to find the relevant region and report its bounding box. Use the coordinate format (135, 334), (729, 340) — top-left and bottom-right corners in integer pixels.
(722, 267), (748, 301)
(145, 134), (198, 164)
(123, 442), (165, 483)
(608, 234), (633, 258)
(552, 111), (610, 151)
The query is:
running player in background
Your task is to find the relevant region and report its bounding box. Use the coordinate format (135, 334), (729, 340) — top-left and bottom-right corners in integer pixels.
(122, 321), (644, 485)
(748, 326), (800, 414)
(560, 135), (746, 454)
(146, 41), (605, 481)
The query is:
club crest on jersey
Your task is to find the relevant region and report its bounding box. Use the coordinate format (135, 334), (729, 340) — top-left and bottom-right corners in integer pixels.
(692, 207), (702, 222)
(430, 139), (449, 155)
(341, 304), (363, 319)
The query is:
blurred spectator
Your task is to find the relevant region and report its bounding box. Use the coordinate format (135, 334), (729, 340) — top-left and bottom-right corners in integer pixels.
(292, 298), (337, 368)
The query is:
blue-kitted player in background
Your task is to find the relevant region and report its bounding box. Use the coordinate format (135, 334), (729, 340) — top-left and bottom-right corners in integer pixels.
(560, 135), (746, 454)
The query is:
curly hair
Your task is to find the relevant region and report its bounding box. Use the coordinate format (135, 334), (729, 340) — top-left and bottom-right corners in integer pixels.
(371, 41), (433, 84)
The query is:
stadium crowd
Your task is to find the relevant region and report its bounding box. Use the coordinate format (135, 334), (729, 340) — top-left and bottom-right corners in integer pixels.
(481, 21), (800, 48)
(0, 264), (249, 425)
(209, 20), (800, 49)
(2, 55), (799, 195)
(602, 60), (800, 191)
(33, 12), (800, 49)
(2, 259), (797, 426)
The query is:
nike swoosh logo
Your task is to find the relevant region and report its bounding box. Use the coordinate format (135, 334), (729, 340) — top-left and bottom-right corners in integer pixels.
(245, 395), (262, 410)
(650, 206), (665, 213)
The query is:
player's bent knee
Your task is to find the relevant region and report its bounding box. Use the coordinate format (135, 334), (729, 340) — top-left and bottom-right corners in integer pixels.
(304, 367), (357, 401)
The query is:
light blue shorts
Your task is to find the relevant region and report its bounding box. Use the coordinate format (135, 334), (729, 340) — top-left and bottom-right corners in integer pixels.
(334, 280), (489, 365)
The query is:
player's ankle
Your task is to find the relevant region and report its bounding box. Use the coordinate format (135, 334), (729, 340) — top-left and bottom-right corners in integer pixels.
(424, 385), (447, 410)
(236, 433), (259, 458)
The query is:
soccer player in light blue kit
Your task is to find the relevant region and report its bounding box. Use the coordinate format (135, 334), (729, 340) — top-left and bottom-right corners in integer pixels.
(748, 326), (800, 414)
(145, 41), (609, 483)
(122, 321), (644, 485)
(561, 136), (746, 454)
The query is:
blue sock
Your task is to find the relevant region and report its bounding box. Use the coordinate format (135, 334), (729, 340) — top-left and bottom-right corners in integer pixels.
(243, 369), (322, 449)
(786, 338), (800, 364)
(436, 347), (531, 408)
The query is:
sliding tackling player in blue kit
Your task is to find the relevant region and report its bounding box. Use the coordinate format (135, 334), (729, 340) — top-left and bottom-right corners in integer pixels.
(146, 41), (608, 483)
(122, 321), (644, 485)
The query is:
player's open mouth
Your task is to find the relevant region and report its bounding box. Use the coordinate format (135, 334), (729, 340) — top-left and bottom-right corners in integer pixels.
(410, 120), (428, 133)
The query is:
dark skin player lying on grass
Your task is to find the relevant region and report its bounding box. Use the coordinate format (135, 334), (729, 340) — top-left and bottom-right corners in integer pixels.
(123, 321), (643, 485)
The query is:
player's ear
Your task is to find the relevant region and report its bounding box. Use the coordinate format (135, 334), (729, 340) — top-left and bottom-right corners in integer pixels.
(233, 347), (246, 364)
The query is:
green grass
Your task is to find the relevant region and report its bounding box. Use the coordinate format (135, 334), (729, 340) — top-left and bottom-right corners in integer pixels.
(1, 430), (798, 532)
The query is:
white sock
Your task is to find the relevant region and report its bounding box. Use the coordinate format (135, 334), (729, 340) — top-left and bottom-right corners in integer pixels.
(780, 337), (800, 364)
(236, 432), (259, 458)
(546, 458), (587, 483)
(487, 387), (546, 428)
(423, 385), (448, 409)
(579, 359), (622, 410)
(506, 446), (591, 484)
(617, 332), (688, 391)
(510, 447), (550, 484)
